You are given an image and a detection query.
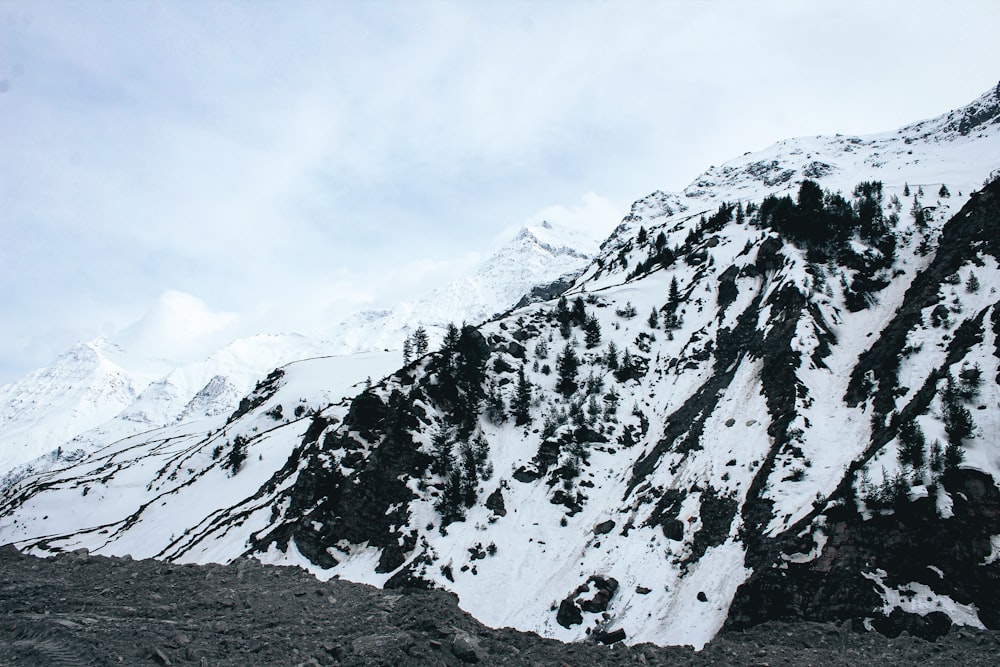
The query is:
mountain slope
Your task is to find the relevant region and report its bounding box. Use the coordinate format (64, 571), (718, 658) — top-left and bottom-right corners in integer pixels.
(2, 83), (999, 649)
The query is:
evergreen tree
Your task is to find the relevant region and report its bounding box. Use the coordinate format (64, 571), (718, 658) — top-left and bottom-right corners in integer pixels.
(512, 367), (532, 426)
(966, 273), (980, 293)
(897, 419), (926, 469)
(853, 180), (885, 241)
(555, 342), (580, 396)
(938, 184), (950, 198)
(442, 323), (460, 352)
(412, 326), (429, 355)
(941, 373), (974, 472)
(911, 196), (927, 229)
(605, 340), (619, 370)
(603, 388), (620, 419)
(647, 306), (659, 329)
(903, 182), (910, 197)
(583, 315), (602, 348)
(484, 381), (506, 424)
(637, 226), (648, 244)
(571, 297), (587, 326)
(559, 319), (572, 340)
(668, 276), (681, 305)
(402, 336), (413, 365)
(227, 435), (248, 475)
(555, 296), (570, 327)
(431, 424), (453, 478)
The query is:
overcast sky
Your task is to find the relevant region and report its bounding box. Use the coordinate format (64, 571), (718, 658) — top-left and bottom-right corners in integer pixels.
(1, 0), (998, 383)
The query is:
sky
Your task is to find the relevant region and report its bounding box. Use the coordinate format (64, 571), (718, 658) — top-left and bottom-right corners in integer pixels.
(1, 0), (999, 384)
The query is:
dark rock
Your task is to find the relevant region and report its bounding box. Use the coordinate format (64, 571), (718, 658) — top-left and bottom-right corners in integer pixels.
(485, 488), (507, 516)
(580, 576), (619, 613)
(662, 519), (684, 541)
(556, 598), (583, 627)
(451, 631), (482, 663)
(593, 520), (615, 535)
(596, 628), (626, 645)
(697, 591), (708, 602)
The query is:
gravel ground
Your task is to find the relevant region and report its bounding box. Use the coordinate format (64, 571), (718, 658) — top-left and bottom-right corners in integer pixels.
(1, 545), (998, 666)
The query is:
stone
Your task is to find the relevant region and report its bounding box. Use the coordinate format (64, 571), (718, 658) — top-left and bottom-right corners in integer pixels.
(596, 628), (627, 645)
(593, 520), (615, 535)
(451, 631), (483, 663)
(557, 599), (583, 627)
(350, 632), (414, 655)
(151, 647), (172, 665)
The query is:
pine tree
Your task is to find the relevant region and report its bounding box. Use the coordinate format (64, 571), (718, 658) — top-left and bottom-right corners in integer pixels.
(583, 315), (602, 348)
(897, 419), (926, 469)
(637, 226), (648, 244)
(555, 296), (570, 327)
(571, 297), (587, 326)
(534, 339), (549, 359)
(555, 342), (580, 396)
(412, 326), (429, 355)
(903, 182), (910, 197)
(966, 273), (980, 293)
(485, 381), (506, 424)
(605, 340), (619, 370)
(647, 306), (659, 329)
(227, 435), (248, 475)
(938, 184), (950, 198)
(431, 424), (453, 478)
(668, 276), (681, 305)
(402, 336), (413, 365)
(911, 196), (927, 229)
(512, 366), (532, 426)
(442, 323), (460, 352)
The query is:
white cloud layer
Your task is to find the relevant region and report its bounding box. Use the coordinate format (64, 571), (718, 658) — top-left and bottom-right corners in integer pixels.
(1, 0), (998, 382)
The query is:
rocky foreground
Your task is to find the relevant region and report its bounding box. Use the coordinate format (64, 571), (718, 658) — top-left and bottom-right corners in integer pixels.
(0, 545), (997, 666)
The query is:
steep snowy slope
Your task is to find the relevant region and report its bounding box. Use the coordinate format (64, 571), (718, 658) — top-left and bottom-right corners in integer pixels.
(2, 83), (999, 649)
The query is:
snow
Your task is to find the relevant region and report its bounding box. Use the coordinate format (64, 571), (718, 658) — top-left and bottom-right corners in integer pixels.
(864, 570), (986, 629)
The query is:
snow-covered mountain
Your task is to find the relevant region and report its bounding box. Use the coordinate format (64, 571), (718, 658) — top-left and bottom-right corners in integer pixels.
(2, 83), (1000, 649)
(0, 214), (610, 479)
(327, 216), (608, 355)
(0, 339), (152, 473)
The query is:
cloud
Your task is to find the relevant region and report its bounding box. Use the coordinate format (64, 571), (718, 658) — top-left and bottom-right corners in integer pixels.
(1, 0), (999, 382)
(115, 291), (239, 365)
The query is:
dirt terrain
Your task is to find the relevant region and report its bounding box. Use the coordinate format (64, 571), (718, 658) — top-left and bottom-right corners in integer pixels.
(1, 545), (998, 666)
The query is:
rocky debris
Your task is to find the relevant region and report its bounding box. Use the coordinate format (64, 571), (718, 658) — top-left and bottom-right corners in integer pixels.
(2, 547), (1000, 665)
